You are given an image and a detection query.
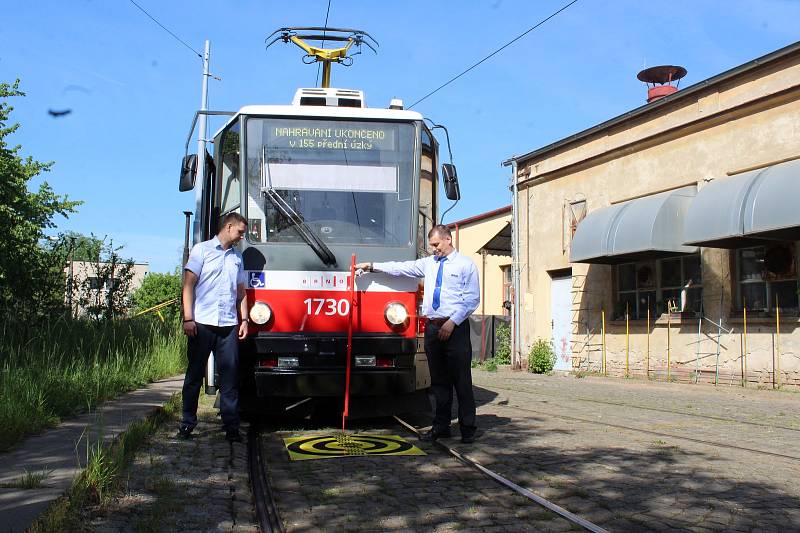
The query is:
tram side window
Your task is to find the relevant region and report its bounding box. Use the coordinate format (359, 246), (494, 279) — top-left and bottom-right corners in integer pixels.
(418, 127), (436, 257)
(218, 124), (241, 229)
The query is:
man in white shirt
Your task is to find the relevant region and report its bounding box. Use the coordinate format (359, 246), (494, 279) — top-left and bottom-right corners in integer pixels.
(356, 225), (481, 443)
(179, 212), (249, 443)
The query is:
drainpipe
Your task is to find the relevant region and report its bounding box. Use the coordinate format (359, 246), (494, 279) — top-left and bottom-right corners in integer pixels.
(511, 160), (522, 369)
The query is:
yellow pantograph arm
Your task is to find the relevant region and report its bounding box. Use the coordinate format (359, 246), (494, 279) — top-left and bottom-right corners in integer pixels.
(288, 35), (354, 62)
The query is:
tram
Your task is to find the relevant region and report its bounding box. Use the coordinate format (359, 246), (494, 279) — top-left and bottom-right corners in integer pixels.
(178, 28), (460, 416)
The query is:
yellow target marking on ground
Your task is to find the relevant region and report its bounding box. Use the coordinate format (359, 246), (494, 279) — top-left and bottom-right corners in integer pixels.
(284, 434), (426, 461)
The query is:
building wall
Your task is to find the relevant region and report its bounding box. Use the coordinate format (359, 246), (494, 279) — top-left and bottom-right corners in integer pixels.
(515, 49), (800, 386)
(68, 261), (149, 316)
(452, 213), (512, 316)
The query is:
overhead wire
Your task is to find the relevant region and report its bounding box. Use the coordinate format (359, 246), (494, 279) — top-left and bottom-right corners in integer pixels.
(315, 0), (333, 86)
(128, 0), (203, 59)
(408, 0), (580, 109)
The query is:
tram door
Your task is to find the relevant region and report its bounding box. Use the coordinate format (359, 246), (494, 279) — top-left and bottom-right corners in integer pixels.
(550, 272), (572, 371)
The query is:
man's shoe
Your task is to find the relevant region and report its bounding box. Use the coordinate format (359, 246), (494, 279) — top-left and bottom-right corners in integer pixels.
(176, 425), (193, 440)
(419, 427), (451, 442)
(460, 428), (479, 444)
(225, 429), (243, 443)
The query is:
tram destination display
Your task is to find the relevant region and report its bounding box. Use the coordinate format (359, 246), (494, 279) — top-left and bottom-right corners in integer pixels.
(268, 122), (397, 152)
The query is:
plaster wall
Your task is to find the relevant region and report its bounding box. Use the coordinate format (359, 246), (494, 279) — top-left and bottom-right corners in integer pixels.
(453, 213), (512, 316)
(515, 53), (800, 386)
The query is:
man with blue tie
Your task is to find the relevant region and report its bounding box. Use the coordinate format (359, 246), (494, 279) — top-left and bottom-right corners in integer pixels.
(356, 225), (481, 443)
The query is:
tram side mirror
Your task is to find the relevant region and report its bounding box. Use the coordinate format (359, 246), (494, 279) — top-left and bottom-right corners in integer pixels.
(442, 163), (461, 200)
(179, 154), (197, 192)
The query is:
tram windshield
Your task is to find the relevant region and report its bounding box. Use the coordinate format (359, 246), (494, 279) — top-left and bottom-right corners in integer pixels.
(245, 118), (416, 247)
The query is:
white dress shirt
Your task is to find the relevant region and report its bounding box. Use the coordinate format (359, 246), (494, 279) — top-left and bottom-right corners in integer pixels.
(184, 236), (245, 327)
(373, 250), (480, 325)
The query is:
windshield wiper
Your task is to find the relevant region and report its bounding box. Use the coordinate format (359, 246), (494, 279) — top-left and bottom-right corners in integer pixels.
(260, 147), (337, 266)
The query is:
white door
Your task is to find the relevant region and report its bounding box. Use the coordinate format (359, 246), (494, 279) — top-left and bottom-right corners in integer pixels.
(550, 275), (572, 371)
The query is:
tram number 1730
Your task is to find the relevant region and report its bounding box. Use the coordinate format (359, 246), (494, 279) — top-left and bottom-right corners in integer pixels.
(303, 297), (351, 316)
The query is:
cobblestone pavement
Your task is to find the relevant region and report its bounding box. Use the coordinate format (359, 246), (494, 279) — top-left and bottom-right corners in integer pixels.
(86, 393), (258, 532)
(466, 370), (800, 531)
(262, 417), (576, 532)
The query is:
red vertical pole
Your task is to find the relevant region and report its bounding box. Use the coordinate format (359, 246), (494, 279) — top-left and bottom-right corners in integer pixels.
(342, 254), (357, 432)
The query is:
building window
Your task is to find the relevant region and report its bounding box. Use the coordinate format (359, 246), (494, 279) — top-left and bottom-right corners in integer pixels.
(616, 254), (702, 319)
(88, 277), (102, 290)
(736, 243), (798, 313)
(501, 265), (512, 316)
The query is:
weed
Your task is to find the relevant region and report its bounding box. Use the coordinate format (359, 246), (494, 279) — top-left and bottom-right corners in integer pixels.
(0, 317), (186, 452)
(27, 394), (180, 533)
(0, 467), (53, 489)
(528, 339), (556, 374)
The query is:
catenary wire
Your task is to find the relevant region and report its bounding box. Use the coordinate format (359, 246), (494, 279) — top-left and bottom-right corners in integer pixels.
(315, 0), (333, 86)
(128, 0), (203, 59)
(408, 0), (580, 109)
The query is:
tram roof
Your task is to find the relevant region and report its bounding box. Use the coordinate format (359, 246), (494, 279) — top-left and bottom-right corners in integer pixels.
(214, 104), (424, 135)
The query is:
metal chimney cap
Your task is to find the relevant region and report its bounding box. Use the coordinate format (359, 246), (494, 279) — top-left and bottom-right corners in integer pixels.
(637, 65), (687, 84)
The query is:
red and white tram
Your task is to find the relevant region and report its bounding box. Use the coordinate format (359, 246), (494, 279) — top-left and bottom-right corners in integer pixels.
(179, 28), (460, 416)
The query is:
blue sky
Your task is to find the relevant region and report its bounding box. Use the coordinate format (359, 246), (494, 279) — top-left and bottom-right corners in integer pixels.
(3, 0), (798, 272)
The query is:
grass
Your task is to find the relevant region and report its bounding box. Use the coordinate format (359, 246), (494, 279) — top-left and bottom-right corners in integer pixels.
(0, 467), (54, 489)
(27, 393), (181, 533)
(0, 316), (186, 452)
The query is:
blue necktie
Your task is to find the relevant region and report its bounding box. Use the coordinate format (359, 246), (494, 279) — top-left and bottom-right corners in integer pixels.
(432, 256), (447, 310)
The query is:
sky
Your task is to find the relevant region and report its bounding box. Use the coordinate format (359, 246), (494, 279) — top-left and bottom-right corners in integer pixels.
(3, 0), (799, 272)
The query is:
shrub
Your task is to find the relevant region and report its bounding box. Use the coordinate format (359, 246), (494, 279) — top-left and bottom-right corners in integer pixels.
(494, 321), (511, 365)
(528, 339), (556, 374)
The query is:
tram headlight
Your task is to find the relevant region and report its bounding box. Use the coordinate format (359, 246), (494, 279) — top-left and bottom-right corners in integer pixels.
(384, 302), (409, 326)
(250, 301), (272, 325)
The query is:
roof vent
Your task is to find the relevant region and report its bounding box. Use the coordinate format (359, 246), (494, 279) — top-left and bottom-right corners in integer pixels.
(637, 65), (687, 103)
(389, 98), (404, 110)
(292, 88), (366, 108)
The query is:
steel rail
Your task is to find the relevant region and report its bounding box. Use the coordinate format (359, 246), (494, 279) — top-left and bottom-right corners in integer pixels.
(483, 383), (800, 433)
(393, 416), (610, 533)
(491, 400), (800, 462)
(247, 426), (285, 533)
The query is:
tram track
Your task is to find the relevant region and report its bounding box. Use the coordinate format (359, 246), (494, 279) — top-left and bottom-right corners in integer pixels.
(393, 416), (610, 533)
(485, 382), (800, 433)
(485, 396), (800, 462)
(247, 424), (285, 533)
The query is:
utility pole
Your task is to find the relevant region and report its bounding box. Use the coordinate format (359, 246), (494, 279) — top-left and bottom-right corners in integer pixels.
(193, 40), (211, 244)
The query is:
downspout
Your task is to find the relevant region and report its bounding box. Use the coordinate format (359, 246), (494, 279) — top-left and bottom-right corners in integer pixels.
(511, 160), (522, 369)
(481, 250), (487, 316)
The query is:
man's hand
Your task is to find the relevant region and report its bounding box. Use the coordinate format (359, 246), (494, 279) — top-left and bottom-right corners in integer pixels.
(183, 320), (197, 337)
(354, 262), (372, 277)
(437, 319), (456, 341)
(238, 320), (249, 340)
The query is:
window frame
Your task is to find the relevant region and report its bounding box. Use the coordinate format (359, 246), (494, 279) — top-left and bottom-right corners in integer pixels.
(734, 243), (798, 314)
(615, 254), (703, 319)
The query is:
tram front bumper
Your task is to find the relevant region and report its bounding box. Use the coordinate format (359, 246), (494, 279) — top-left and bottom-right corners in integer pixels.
(253, 368), (417, 397)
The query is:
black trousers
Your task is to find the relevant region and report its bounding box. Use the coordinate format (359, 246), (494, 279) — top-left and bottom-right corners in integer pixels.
(425, 320), (476, 432)
(181, 323), (240, 431)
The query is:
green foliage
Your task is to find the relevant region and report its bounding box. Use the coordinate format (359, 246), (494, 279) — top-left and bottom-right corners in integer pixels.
(131, 270), (182, 323)
(0, 80), (81, 319)
(61, 231), (104, 262)
(528, 338), (556, 374)
(70, 238), (136, 320)
(0, 316), (186, 451)
(494, 321), (511, 365)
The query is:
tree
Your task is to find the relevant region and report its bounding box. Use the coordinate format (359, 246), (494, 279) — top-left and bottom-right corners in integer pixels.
(0, 80), (80, 319)
(130, 270), (182, 324)
(71, 238), (136, 320)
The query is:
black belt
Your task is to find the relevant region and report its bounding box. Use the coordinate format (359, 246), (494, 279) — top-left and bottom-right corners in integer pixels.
(427, 317), (450, 327)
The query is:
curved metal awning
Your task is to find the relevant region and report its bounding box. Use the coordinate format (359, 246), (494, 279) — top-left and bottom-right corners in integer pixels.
(570, 186), (698, 264)
(683, 158), (800, 248)
(479, 222), (511, 256)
